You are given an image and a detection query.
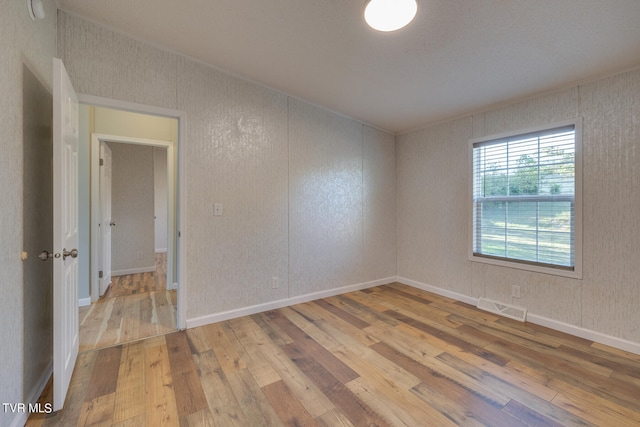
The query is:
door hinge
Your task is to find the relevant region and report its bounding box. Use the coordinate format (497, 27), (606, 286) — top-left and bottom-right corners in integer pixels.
(98, 270), (103, 279)
(99, 158), (104, 166)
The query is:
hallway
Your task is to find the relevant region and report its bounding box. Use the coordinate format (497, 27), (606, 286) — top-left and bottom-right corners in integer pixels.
(78, 253), (177, 352)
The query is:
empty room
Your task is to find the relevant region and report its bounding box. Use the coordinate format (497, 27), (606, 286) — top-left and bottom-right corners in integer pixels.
(3, 1), (640, 426)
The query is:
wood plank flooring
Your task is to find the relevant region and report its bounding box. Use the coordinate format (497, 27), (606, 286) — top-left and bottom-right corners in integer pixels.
(28, 283), (640, 426)
(78, 253), (177, 352)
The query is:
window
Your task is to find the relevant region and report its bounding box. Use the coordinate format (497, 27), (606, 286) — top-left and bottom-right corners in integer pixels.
(470, 121), (581, 277)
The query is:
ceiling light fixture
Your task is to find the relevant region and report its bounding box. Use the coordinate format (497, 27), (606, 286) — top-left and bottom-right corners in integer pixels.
(364, 0), (417, 32)
(27, 0), (45, 20)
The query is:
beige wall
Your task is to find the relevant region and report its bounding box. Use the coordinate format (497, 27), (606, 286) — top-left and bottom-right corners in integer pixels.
(0, 0), (57, 425)
(58, 12), (397, 321)
(397, 69), (640, 345)
(93, 106), (178, 143)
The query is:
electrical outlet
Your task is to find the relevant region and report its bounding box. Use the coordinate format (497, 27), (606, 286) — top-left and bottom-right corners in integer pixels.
(512, 285), (521, 298)
(136, 251), (143, 259)
(214, 202), (223, 216)
(272, 277), (279, 289)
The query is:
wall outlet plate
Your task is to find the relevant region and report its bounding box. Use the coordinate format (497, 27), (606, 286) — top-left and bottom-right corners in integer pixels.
(512, 285), (521, 298)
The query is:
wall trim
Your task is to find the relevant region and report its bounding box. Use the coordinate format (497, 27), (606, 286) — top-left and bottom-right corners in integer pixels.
(155, 248), (168, 253)
(186, 277), (395, 329)
(111, 266), (156, 276)
(526, 314), (640, 356)
(9, 362), (53, 427)
(78, 297), (91, 307)
(396, 276), (479, 306)
(396, 276), (640, 356)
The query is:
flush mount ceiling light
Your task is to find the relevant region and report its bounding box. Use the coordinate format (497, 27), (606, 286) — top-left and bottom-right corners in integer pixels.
(27, 0), (45, 20)
(364, 0), (417, 32)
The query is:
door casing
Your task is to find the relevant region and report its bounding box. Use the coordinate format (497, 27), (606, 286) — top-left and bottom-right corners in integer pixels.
(98, 141), (112, 296)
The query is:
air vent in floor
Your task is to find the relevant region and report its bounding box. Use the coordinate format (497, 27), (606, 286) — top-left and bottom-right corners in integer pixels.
(477, 298), (527, 322)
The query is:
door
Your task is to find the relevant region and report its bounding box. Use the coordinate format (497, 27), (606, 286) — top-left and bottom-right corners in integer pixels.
(100, 142), (113, 296)
(52, 58), (80, 411)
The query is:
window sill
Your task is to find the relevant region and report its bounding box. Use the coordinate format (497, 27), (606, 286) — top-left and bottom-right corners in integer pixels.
(469, 253), (582, 279)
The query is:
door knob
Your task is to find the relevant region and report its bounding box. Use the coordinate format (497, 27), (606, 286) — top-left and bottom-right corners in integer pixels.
(62, 248), (78, 260)
(38, 250), (61, 261)
(39, 249), (78, 261)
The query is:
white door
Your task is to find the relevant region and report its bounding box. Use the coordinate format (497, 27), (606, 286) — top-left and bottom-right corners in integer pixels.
(100, 142), (113, 296)
(52, 58), (80, 411)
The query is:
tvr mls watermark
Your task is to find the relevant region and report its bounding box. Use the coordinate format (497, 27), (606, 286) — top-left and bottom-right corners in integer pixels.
(2, 402), (53, 414)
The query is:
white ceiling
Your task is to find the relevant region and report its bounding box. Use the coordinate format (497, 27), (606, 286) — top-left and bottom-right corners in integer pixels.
(56, 0), (640, 134)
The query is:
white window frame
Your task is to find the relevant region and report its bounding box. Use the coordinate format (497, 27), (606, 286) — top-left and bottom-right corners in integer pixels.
(468, 119), (583, 279)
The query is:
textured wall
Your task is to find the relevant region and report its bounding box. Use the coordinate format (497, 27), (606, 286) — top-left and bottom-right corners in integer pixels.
(579, 71), (640, 339)
(0, 0), (57, 424)
(363, 126), (397, 282)
(177, 58), (290, 316)
(398, 70), (640, 344)
(289, 99), (364, 295)
(108, 143), (156, 273)
(397, 119), (472, 297)
(58, 12), (397, 321)
(57, 14), (178, 109)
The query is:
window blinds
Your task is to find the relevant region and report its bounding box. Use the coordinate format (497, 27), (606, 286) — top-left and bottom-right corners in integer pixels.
(472, 125), (576, 270)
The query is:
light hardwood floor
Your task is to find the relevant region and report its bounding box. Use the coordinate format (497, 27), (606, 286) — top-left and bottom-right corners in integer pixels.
(78, 253), (177, 352)
(29, 283), (640, 426)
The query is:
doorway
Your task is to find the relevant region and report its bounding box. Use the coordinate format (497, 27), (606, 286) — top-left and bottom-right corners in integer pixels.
(76, 101), (186, 351)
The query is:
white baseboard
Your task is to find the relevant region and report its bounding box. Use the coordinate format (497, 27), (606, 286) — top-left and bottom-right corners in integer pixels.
(186, 276), (396, 329)
(155, 248), (167, 253)
(396, 276), (479, 306)
(9, 361), (52, 427)
(112, 266), (156, 276)
(526, 314), (640, 355)
(167, 282), (178, 291)
(78, 297), (91, 307)
(396, 276), (640, 356)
